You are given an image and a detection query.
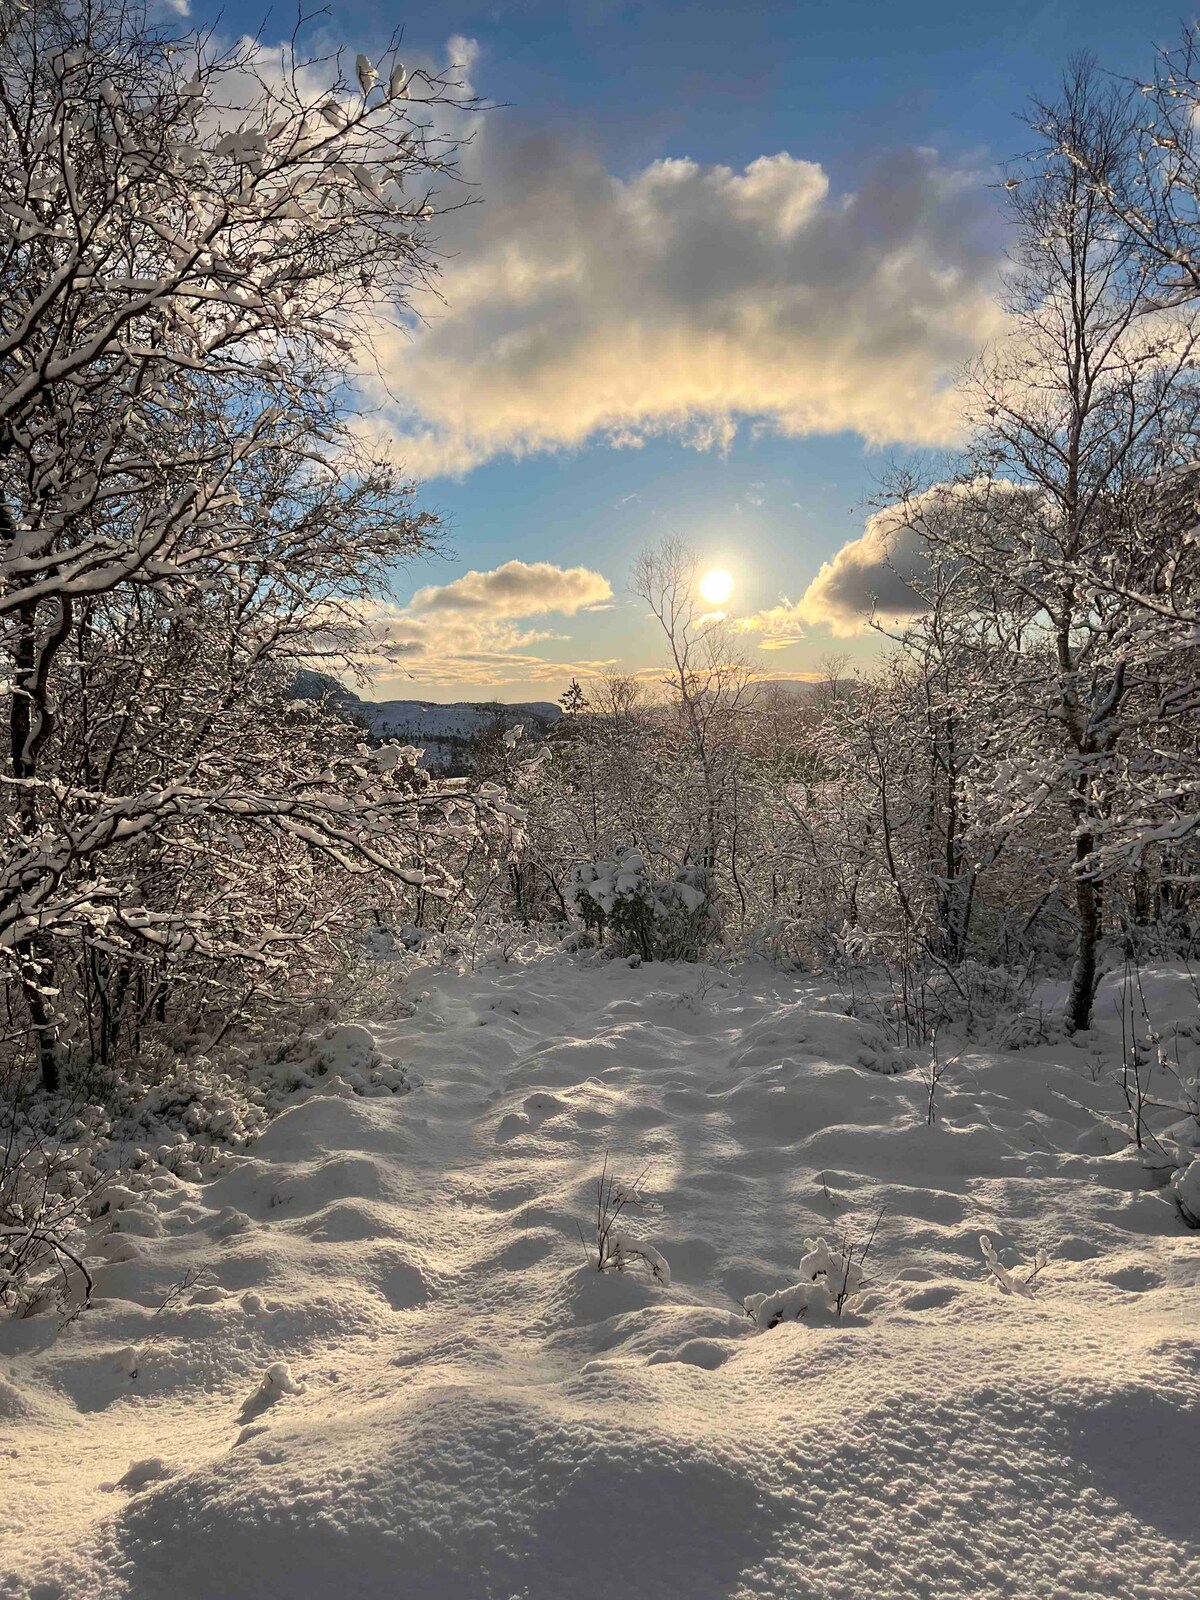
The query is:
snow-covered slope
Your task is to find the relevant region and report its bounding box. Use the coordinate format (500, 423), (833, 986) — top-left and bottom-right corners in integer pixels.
(2, 959), (1198, 1599)
(290, 670), (561, 772)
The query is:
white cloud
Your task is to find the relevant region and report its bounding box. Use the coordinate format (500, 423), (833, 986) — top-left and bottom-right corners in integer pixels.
(355, 559), (613, 687)
(739, 600), (808, 650)
(408, 559), (611, 617)
(445, 34), (481, 84)
(362, 128), (1004, 476)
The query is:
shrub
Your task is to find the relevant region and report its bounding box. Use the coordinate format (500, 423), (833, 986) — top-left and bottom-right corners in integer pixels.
(567, 849), (711, 962)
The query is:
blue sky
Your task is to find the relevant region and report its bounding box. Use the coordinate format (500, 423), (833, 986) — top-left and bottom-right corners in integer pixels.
(196, 0), (1193, 701)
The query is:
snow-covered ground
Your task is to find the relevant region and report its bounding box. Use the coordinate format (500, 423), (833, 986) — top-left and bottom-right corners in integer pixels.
(2, 956), (1198, 1599)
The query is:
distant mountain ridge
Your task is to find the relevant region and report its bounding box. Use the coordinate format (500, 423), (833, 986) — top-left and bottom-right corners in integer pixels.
(290, 670), (561, 774)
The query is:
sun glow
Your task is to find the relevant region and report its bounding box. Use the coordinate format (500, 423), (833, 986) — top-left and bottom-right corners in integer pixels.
(699, 567), (734, 606)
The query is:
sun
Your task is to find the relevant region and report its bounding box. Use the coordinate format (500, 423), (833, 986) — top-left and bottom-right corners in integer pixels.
(699, 567), (734, 606)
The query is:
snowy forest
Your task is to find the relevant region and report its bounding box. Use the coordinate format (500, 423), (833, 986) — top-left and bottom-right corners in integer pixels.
(2, 4), (1199, 1598)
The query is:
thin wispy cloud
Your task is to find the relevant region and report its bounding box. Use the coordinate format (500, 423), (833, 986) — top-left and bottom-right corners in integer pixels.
(738, 599), (809, 651)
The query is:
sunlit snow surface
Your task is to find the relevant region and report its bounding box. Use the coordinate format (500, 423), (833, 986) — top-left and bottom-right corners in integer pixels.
(2, 957), (1197, 1599)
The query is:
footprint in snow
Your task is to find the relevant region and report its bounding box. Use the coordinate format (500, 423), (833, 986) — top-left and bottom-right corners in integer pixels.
(1103, 1264), (1165, 1292)
(902, 1284), (960, 1312)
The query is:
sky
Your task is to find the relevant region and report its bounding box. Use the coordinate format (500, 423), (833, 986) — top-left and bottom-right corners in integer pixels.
(192, 0), (1195, 702)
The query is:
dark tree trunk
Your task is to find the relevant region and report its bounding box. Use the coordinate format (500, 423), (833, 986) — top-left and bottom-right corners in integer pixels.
(1067, 830), (1102, 1032)
(7, 577), (73, 1088)
(19, 961), (60, 1093)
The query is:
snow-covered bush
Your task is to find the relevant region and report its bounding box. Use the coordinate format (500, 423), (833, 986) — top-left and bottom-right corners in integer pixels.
(1170, 1160), (1200, 1227)
(0, 1114), (98, 1317)
(994, 1002), (1064, 1052)
(744, 1230), (879, 1328)
(581, 1154), (671, 1284)
(979, 1235), (1050, 1298)
(568, 850), (710, 962)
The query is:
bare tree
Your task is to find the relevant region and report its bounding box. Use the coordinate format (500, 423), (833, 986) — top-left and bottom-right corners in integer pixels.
(1034, 36), (1200, 924)
(913, 61), (1200, 1028)
(631, 538), (751, 895)
(0, 1), (508, 1088)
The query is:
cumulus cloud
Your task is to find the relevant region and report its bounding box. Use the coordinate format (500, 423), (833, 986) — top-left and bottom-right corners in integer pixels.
(355, 560), (613, 687)
(794, 503), (935, 637)
(736, 492), (947, 651)
(408, 560), (611, 617)
(738, 600), (808, 651)
(362, 124), (1003, 475)
(792, 479), (1028, 638)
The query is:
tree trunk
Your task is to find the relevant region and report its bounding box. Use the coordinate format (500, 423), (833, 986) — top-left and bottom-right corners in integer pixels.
(19, 959), (60, 1093)
(8, 584), (73, 1086)
(1067, 829), (1102, 1032)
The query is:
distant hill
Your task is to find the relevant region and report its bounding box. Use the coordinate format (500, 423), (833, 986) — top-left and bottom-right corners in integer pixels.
(290, 670), (561, 774)
(769, 679), (823, 697)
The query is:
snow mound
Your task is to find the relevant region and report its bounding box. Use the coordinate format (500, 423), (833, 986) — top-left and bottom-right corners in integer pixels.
(114, 1458), (173, 1493)
(72, 1338), (1200, 1600)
